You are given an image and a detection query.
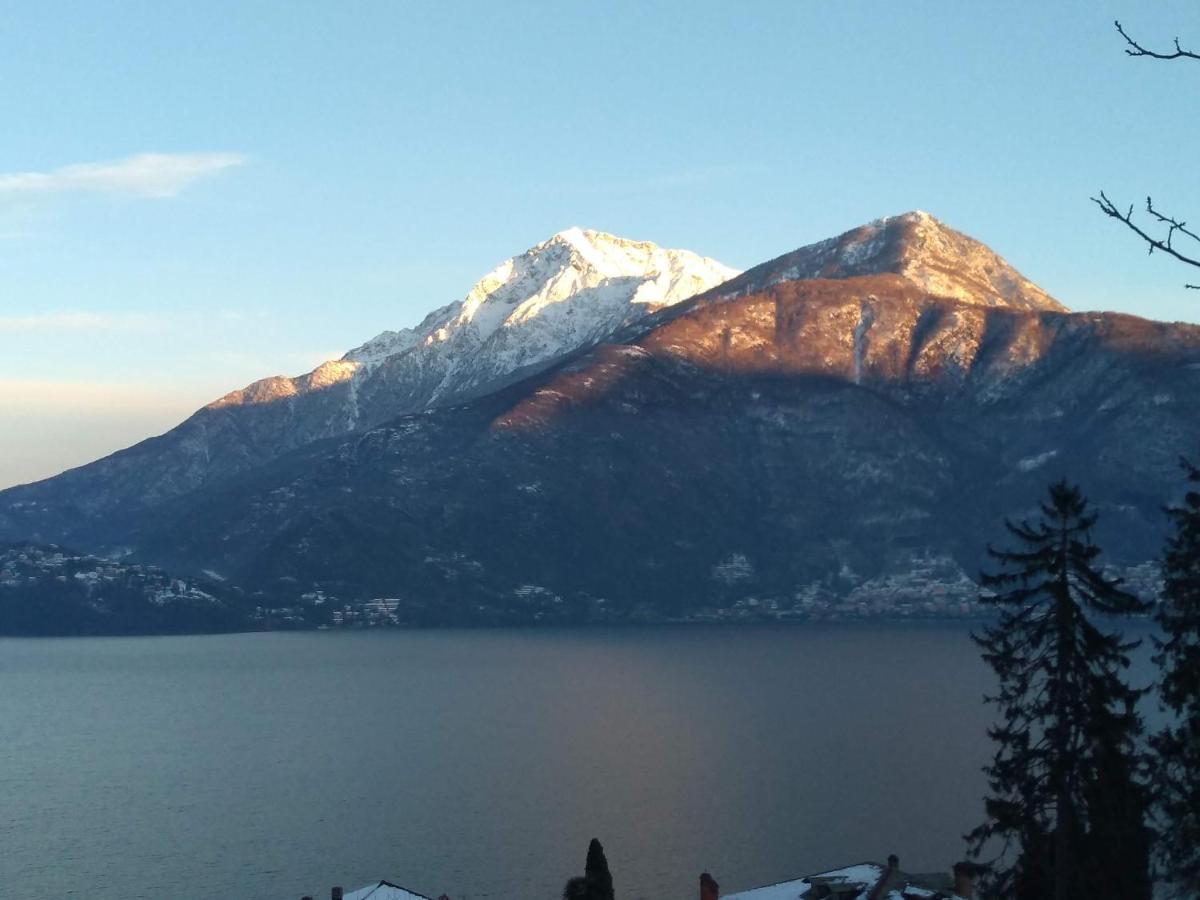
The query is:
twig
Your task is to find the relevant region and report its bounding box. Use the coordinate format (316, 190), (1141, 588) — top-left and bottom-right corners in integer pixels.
(1092, 191), (1200, 289)
(1115, 20), (1200, 61)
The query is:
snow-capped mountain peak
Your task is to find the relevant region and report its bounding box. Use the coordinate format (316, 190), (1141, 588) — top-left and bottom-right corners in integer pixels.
(342, 228), (739, 380)
(209, 228), (736, 417)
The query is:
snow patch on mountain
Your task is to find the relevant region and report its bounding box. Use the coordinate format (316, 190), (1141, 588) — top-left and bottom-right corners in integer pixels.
(1018, 449), (1059, 472)
(348, 227), (736, 358)
(208, 229), (736, 418)
(339, 227), (739, 404)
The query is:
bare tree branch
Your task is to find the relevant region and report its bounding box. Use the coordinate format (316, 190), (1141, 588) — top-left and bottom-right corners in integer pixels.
(1098, 21), (1199, 289)
(1092, 192), (1200, 289)
(1115, 20), (1200, 61)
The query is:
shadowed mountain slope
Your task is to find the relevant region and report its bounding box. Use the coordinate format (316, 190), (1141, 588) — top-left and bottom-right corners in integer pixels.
(128, 274), (1200, 619)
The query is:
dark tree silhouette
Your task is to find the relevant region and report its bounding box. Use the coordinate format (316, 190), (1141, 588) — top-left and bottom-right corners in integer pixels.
(1079, 688), (1154, 900)
(562, 839), (615, 900)
(967, 480), (1151, 900)
(1153, 459), (1200, 896)
(584, 839), (614, 900)
(1093, 21), (1200, 289)
(1115, 20), (1200, 61)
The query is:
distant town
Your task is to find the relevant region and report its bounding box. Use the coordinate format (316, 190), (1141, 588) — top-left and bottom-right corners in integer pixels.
(1, 543), (221, 607)
(1, 542), (1163, 635)
(0, 543), (237, 634)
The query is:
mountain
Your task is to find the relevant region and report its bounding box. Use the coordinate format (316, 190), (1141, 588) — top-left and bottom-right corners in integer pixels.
(5, 211), (1197, 629)
(717, 209), (1065, 310)
(3, 211), (1181, 626)
(0, 228), (736, 544)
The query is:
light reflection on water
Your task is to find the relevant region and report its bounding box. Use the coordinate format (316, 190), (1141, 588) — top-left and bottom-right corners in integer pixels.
(0, 624), (1162, 900)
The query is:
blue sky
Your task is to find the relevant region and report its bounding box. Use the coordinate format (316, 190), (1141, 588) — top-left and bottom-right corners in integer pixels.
(2, 1), (1198, 488)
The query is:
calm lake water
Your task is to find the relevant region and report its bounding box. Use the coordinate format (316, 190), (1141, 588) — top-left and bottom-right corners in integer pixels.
(0, 625), (1161, 900)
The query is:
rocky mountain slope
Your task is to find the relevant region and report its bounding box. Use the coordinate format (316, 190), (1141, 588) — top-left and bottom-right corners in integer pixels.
(0, 228), (735, 536)
(719, 209), (1066, 310)
(5, 212), (1197, 627)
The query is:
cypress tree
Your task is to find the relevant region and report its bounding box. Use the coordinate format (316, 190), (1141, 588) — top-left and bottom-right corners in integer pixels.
(584, 838), (615, 900)
(1153, 458), (1200, 896)
(562, 839), (615, 900)
(966, 480), (1151, 900)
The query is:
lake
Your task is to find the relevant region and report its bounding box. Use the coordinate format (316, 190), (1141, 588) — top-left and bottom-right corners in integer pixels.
(0, 624), (1161, 900)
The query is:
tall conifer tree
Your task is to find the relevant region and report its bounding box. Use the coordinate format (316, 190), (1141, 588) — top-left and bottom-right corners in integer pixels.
(1154, 459), (1200, 896)
(967, 480), (1151, 900)
(562, 839), (615, 900)
(584, 839), (615, 900)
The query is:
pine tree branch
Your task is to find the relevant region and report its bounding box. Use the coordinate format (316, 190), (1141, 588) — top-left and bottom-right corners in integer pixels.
(1115, 20), (1200, 61)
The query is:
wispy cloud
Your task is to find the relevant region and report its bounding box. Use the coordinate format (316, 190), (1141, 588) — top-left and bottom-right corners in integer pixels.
(0, 311), (162, 333)
(0, 152), (247, 201)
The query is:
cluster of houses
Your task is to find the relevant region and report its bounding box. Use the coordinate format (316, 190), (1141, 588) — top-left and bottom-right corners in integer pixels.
(0, 543), (219, 607)
(718, 858), (983, 900)
(298, 856), (983, 900)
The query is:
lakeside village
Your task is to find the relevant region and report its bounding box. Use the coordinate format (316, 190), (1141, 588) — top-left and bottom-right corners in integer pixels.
(313, 556), (990, 628)
(0, 543), (1164, 631)
(299, 852), (989, 900)
(296, 552), (1163, 628)
(0, 544), (223, 609)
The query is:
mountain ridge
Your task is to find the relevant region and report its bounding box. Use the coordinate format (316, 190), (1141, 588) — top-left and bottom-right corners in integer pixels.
(204, 227), (737, 416)
(8, 211), (1196, 632)
(729, 210), (1066, 311)
(0, 228), (736, 535)
(125, 273), (1199, 621)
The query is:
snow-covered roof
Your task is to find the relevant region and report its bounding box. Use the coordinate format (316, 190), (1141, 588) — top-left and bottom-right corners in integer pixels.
(342, 880), (434, 900)
(723, 861), (965, 900)
(724, 864), (884, 900)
